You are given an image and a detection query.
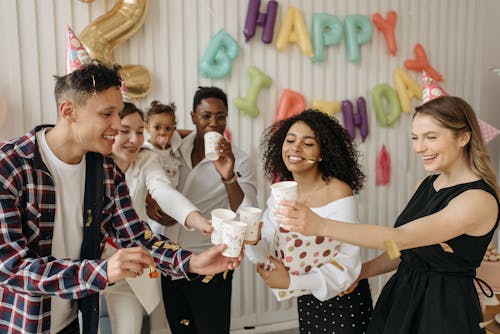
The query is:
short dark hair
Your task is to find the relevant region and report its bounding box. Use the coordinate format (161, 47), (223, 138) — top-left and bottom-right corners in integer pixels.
(54, 62), (122, 107)
(192, 86), (228, 112)
(261, 109), (365, 193)
(145, 100), (176, 123)
(120, 102), (145, 121)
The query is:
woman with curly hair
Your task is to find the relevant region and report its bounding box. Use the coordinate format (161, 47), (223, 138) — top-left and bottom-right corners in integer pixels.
(246, 109), (372, 334)
(276, 96), (500, 333)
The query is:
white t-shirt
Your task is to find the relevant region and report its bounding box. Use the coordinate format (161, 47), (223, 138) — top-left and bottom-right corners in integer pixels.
(37, 129), (85, 333)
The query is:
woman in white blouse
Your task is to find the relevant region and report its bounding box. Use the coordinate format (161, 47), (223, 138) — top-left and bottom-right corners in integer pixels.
(247, 110), (372, 334)
(103, 102), (211, 334)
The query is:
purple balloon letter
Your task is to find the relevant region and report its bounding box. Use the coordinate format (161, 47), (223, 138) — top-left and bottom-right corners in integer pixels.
(244, 0), (278, 44)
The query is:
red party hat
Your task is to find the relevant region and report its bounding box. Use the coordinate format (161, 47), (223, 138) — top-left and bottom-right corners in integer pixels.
(422, 70), (447, 103)
(65, 25), (92, 74)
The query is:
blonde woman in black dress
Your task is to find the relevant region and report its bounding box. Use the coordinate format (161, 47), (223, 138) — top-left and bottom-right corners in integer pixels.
(276, 96), (499, 333)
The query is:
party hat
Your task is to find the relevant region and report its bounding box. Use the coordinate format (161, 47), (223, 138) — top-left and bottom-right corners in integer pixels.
(120, 79), (130, 102)
(65, 25), (92, 74)
(478, 119), (500, 144)
(422, 70), (447, 103)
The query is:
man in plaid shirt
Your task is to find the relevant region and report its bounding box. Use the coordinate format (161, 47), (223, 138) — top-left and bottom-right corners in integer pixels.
(0, 63), (241, 334)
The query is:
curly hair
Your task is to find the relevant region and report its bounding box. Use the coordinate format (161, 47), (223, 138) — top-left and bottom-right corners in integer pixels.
(261, 109), (365, 193)
(145, 100), (176, 123)
(53, 62), (121, 107)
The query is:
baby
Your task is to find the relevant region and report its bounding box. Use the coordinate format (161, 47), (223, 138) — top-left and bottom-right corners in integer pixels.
(142, 100), (182, 188)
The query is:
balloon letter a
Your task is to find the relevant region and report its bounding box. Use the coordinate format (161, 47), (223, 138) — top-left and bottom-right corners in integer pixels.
(276, 7), (313, 57)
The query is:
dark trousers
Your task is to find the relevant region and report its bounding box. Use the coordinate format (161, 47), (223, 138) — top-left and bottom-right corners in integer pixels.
(57, 317), (79, 334)
(161, 271), (233, 334)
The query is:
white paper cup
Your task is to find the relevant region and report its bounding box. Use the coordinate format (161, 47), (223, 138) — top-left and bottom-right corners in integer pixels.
(221, 220), (248, 257)
(210, 208), (236, 245)
(239, 207), (263, 242)
(204, 131), (223, 161)
(270, 181), (298, 208)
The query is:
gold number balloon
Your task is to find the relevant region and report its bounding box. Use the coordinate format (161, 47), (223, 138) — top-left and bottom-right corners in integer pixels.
(79, 0), (151, 99)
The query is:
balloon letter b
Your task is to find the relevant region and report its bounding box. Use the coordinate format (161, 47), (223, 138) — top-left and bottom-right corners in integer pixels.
(244, 0), (278, 44)
(344, 15), (373, 63)
(371, 83), (401, 127)
(311, 14), (343, 63)
(276, 7), (313, 57)
(234, 66), (272, 118)
(199, 29), (240, 79)
(275, 89), (306, 121)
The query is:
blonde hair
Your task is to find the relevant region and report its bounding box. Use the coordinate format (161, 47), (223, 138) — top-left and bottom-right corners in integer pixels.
(414, 96), (500, 198)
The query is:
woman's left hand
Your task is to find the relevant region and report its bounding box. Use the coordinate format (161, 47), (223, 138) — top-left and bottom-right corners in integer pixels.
(256, 256), (290, 289)
(273, 200), (325, 236)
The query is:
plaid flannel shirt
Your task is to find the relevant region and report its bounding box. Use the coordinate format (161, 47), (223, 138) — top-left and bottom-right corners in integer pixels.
(0, 126), (192, 334)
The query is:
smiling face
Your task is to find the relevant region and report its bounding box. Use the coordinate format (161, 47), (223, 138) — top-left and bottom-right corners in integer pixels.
(411, 113), (469, 173)
(145, 113), (176, 149)
(282, 121), (321, 174)
(112, 111), (145, 167)
(69, 86), (124, 156)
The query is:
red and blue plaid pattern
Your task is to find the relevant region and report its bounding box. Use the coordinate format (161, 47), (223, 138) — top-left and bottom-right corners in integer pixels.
(0, 126), (191, 333)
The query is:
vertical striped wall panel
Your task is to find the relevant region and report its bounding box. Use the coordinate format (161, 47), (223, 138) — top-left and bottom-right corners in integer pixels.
(1, 0), (499, 331)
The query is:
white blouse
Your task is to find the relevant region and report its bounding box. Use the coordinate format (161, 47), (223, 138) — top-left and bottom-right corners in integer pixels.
(246, 195), (362, 302)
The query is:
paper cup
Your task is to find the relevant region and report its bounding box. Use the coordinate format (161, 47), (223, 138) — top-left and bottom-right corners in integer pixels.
(270, 181), (298, 208)
(239, 207), (263, 242)
(204, 131), (223, 161)
(210, 208), (236, 245)
(221, 220), (248, 257)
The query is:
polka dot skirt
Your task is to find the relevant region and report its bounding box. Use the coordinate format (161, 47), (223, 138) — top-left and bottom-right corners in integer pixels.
(297, 279), (372, 334)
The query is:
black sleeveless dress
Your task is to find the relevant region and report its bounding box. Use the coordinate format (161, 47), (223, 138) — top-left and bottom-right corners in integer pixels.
(368, 175), (499, 334)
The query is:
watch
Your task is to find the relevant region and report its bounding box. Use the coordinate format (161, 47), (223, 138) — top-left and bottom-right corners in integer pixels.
(221, 171), (241, 185)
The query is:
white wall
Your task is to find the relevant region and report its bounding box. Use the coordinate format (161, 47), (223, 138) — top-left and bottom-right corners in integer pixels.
(1, 0), (500, 330)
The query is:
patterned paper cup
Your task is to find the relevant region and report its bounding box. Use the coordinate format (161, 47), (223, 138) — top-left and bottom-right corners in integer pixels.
(221, 221), (248, 257)
(270, 181), (298, 209)
(210, 208), (236, 245)
(204, 131), (223, 161)
(239, 207), (263, 242)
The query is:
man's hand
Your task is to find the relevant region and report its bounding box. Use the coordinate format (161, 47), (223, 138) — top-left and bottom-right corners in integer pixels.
(185, 211), (213, 236)
(106, 247), (155, 284)
(188, 244), (243, 275)
(256, 256), (290, 289)
(213, 137), (235, 180)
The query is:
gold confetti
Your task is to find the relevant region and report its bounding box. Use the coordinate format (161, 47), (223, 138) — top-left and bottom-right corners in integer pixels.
(180, 319), (190, 326)
(202, 274), (214, 283)
(439, 242), (454, 253)
(152, 241), (164, 249)
(223, 270), (228, 280)
(163, 243), (180, 251)
(384, 240), (401, 260)
(278, 291), (287, 298)
(144, 230), (152, 240)
(329, 259), (345, 271)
